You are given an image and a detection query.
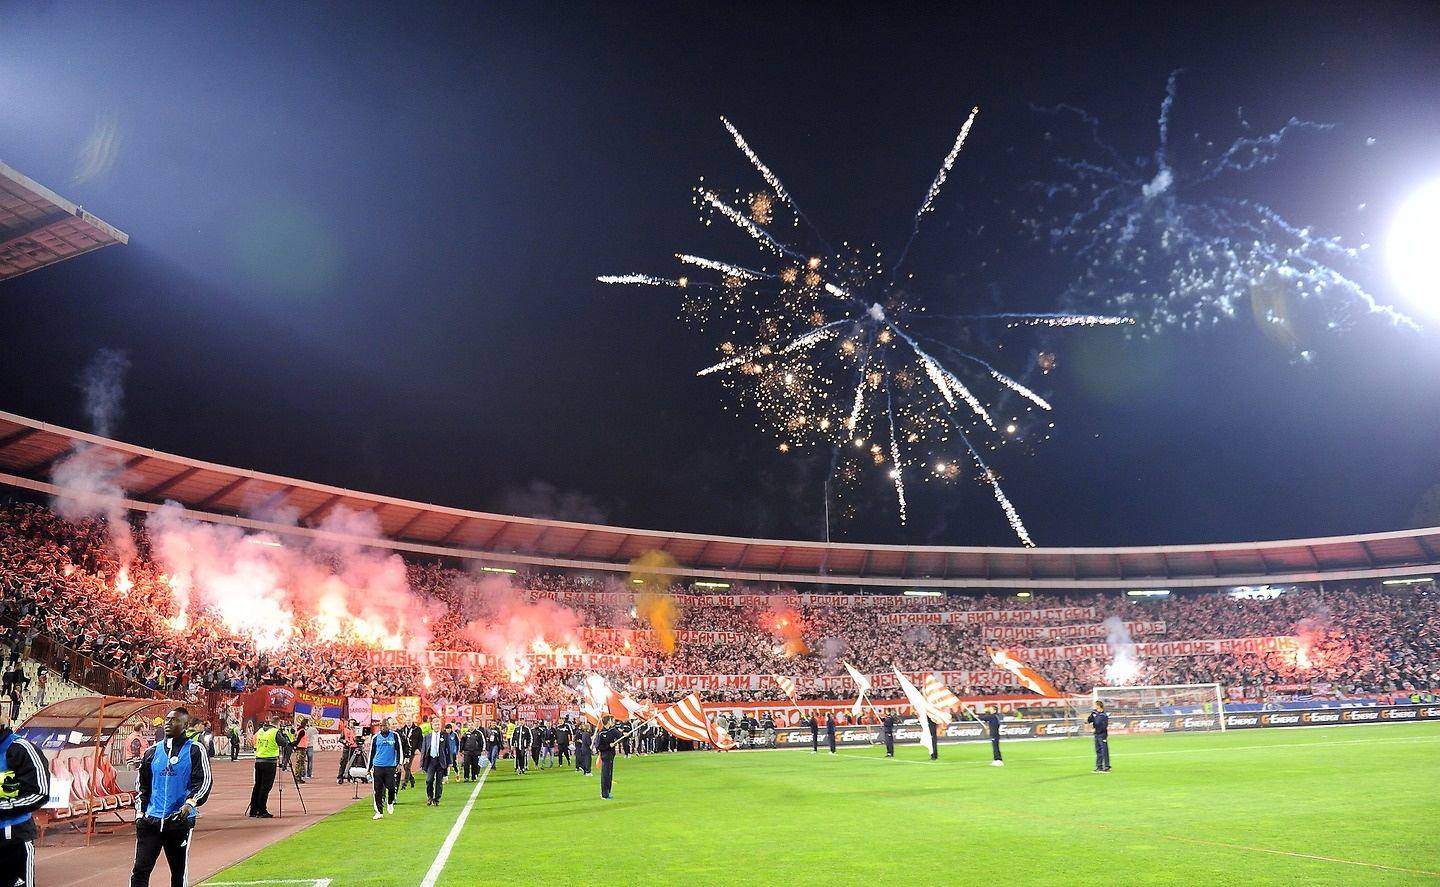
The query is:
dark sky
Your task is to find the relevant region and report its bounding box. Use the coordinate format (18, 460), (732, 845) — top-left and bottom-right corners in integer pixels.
(2, 1), (1439, 547)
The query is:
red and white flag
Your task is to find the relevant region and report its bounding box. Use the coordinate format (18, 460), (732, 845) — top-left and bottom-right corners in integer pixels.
(922, 673), (959, 726)
(771, 674), (799, 701)
(653, 693), (734, 751)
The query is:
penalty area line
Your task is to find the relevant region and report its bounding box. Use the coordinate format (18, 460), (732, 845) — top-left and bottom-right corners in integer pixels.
(419, 764), (492, 887)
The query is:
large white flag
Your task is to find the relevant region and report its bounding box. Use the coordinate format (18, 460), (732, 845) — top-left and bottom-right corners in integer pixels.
(844, 661), (871, 720)
(843, 661), (873, 694)
(893, 666), (934, 756)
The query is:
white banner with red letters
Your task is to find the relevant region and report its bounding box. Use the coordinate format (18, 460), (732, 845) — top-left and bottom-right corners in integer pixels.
(1018, 635), (1299, 661)
(981, 620), (1166, 642)
(366, 649), (648, 671)
(878, 607), (1100, 626)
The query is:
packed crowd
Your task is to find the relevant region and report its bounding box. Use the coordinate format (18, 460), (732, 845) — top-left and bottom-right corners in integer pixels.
(1, 500), (1436, 710)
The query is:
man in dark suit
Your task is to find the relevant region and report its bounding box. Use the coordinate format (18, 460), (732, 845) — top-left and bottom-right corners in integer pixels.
(807, 712), (819, 754)
(825, 713), (837, 754)
(399, 720), (422, 789)
(978, 706), (1004, 766)
(421, 722), (456, 806)
(595, 717), (621, 799)
(881, 713), (895, 757)
(1087, 702), (1111, 772)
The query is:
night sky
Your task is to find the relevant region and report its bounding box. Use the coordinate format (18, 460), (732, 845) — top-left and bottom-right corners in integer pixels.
(3, 1), (1439, 547)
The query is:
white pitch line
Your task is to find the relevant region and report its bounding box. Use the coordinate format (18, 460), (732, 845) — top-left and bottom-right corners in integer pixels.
(830, 732), (1440, 765)
(419, 765), (492, 887)
(206, 880), (331, 885)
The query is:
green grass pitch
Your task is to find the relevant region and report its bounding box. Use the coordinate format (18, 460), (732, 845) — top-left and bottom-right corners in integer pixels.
(204, 722), (1440, 886)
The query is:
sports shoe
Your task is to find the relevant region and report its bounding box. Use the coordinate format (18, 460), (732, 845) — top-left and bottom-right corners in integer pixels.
(373, 812), (383, 820)
(990, 760), (1004, 767)
(387, 804), (394, 814)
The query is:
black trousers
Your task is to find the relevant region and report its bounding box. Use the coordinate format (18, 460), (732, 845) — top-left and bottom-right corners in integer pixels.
(513, 747), (527, 772)
(463, 753), (481, 781)
(810, 731), (817, 751)
(130, 818), (192, 887)
(1094, 735), (1110, 769)
(827, 732), (836, 753)
(372, 765), (397, 812)
(884, 734), (894, 755)
(0, 837), (34, 887)
(576, 747), (592, 774)
(402, 755), (416, 788)
(229, 732), (240, 762)
(425, 764), (446, 802)
(599, 753), (615, 798)
(990, 737), (1002, 761)
(928, 724), (939, 760)
(557, 742), (571, 765)
(249, 759), (277, 815)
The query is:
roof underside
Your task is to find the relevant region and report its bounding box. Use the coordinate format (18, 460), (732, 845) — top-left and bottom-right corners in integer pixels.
(1, 410), (1437, 589)
(0, 161), (128, 282)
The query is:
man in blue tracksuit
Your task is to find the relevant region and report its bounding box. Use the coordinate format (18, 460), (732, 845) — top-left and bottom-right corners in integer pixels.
(0, 706), (50, 887)
(368, 718), (402, 819)
(131, 707), (213, 887)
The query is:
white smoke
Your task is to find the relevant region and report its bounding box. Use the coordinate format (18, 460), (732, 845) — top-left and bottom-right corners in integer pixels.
(1102, 615), (1142, 685)
(145, 502), (444, 653)
(51, 349), (134, 557)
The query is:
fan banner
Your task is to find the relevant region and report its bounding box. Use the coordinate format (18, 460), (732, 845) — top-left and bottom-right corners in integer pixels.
(1019, 636), (1299, 661)
(878, 607), (1099, 626)
(981, 620), (1166, 642)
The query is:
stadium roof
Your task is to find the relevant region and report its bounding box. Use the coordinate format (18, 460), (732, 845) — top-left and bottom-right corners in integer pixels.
(0, 161), (128, 282)
(1, 409), (1438, 589)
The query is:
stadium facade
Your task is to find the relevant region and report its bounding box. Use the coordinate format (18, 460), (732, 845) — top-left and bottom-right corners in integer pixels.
(1, 408), (1437, 590)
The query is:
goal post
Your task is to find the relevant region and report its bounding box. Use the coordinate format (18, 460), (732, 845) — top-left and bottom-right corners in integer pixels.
(1089, 683), (1227, 731)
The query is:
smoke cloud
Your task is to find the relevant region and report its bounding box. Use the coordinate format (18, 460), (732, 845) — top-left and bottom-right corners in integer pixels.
(1102, 615), (1142, 685)
(498, 480), (607, 524)
(145, 502), (444, 653)
(51, 349), (135, 557)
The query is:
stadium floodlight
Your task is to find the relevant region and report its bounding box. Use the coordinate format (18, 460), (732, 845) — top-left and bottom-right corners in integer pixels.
(0, 160), (127, 282)
(1126, 589), (1171, 597)
(1015, 591), (1032, 598)
(480, 566), (517, 574)
(903, 589), (942, 597)
(1381, 577), (1432, 586)
(1088, 683), (1227, 732)
(693, 581), (731, 589)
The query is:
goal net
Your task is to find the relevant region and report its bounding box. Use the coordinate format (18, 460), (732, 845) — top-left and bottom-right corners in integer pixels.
(1087, 683), (1227, 732)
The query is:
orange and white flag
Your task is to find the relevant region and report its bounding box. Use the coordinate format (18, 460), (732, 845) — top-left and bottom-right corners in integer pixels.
(771, 674), (799, 701)
(989, 648), (1062, 697)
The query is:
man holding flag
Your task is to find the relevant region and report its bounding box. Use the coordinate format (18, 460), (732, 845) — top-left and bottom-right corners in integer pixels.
(894, 668), (954, 760)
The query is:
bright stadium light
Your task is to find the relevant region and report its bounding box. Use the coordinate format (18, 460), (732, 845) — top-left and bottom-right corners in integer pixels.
(1388, 177), (1440, 316)
(694, 581), (731, 589)
(903, 589), (942, 597)
(481, 566), (517, 574)
(1382, 576), (1433, 586)
(1127, 589), (1170, 597)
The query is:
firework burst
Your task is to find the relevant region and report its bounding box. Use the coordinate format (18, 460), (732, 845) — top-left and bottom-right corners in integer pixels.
(1030, 71), (1416, 356)
(601, 108), (1129, 544)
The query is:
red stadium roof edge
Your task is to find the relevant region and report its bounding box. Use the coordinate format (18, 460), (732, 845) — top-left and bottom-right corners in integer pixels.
(1, 410), (1437, 589)
(0, 161), (128, 282)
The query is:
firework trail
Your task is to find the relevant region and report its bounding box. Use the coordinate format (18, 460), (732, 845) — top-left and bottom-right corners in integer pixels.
(600, 110), (1130, 544)
(1031, 70), (1416, 355)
